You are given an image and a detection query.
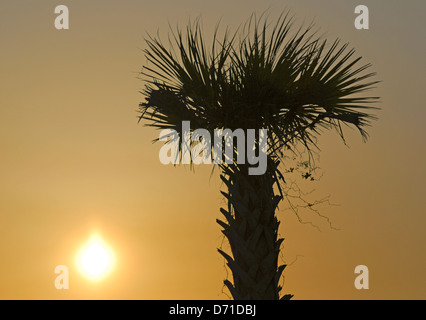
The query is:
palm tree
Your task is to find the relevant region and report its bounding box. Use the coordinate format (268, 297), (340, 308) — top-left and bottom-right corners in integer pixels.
(138, 12), (379, 300)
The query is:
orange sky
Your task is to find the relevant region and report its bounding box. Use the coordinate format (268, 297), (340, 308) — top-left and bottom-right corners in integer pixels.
(0, 0), (425, 299)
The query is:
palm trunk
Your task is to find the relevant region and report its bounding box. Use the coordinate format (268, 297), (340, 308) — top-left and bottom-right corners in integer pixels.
(217, 161), (292, 300)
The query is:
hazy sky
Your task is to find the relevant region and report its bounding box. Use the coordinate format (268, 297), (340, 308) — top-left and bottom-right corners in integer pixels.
(0, 0), (425, 299)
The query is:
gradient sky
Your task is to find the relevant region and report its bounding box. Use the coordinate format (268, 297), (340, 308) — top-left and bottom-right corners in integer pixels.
(0, 0), (425, 299)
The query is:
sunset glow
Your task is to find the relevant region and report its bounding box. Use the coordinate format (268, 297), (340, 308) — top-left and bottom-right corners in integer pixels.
(0, 1), (424, 300)
(76, 235), (115, 281)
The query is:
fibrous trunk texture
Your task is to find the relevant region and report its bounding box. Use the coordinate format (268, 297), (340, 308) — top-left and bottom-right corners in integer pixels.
(217, 163), (292, 300)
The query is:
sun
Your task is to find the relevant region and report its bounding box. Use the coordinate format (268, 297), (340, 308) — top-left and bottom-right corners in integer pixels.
(76, 235), (115, 281)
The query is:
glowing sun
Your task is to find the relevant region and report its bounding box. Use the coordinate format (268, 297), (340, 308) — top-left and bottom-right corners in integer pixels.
(76, 235), (115, 281)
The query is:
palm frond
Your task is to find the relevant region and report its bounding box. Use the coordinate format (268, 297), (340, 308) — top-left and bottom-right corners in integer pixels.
(138, 11), (380, 167)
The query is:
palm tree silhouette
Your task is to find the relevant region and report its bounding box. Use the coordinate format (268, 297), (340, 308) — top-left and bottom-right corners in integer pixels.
(138, 12), (379, 300)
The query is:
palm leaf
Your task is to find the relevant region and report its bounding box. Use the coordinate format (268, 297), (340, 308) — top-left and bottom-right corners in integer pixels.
(138, 11), (380, 166)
